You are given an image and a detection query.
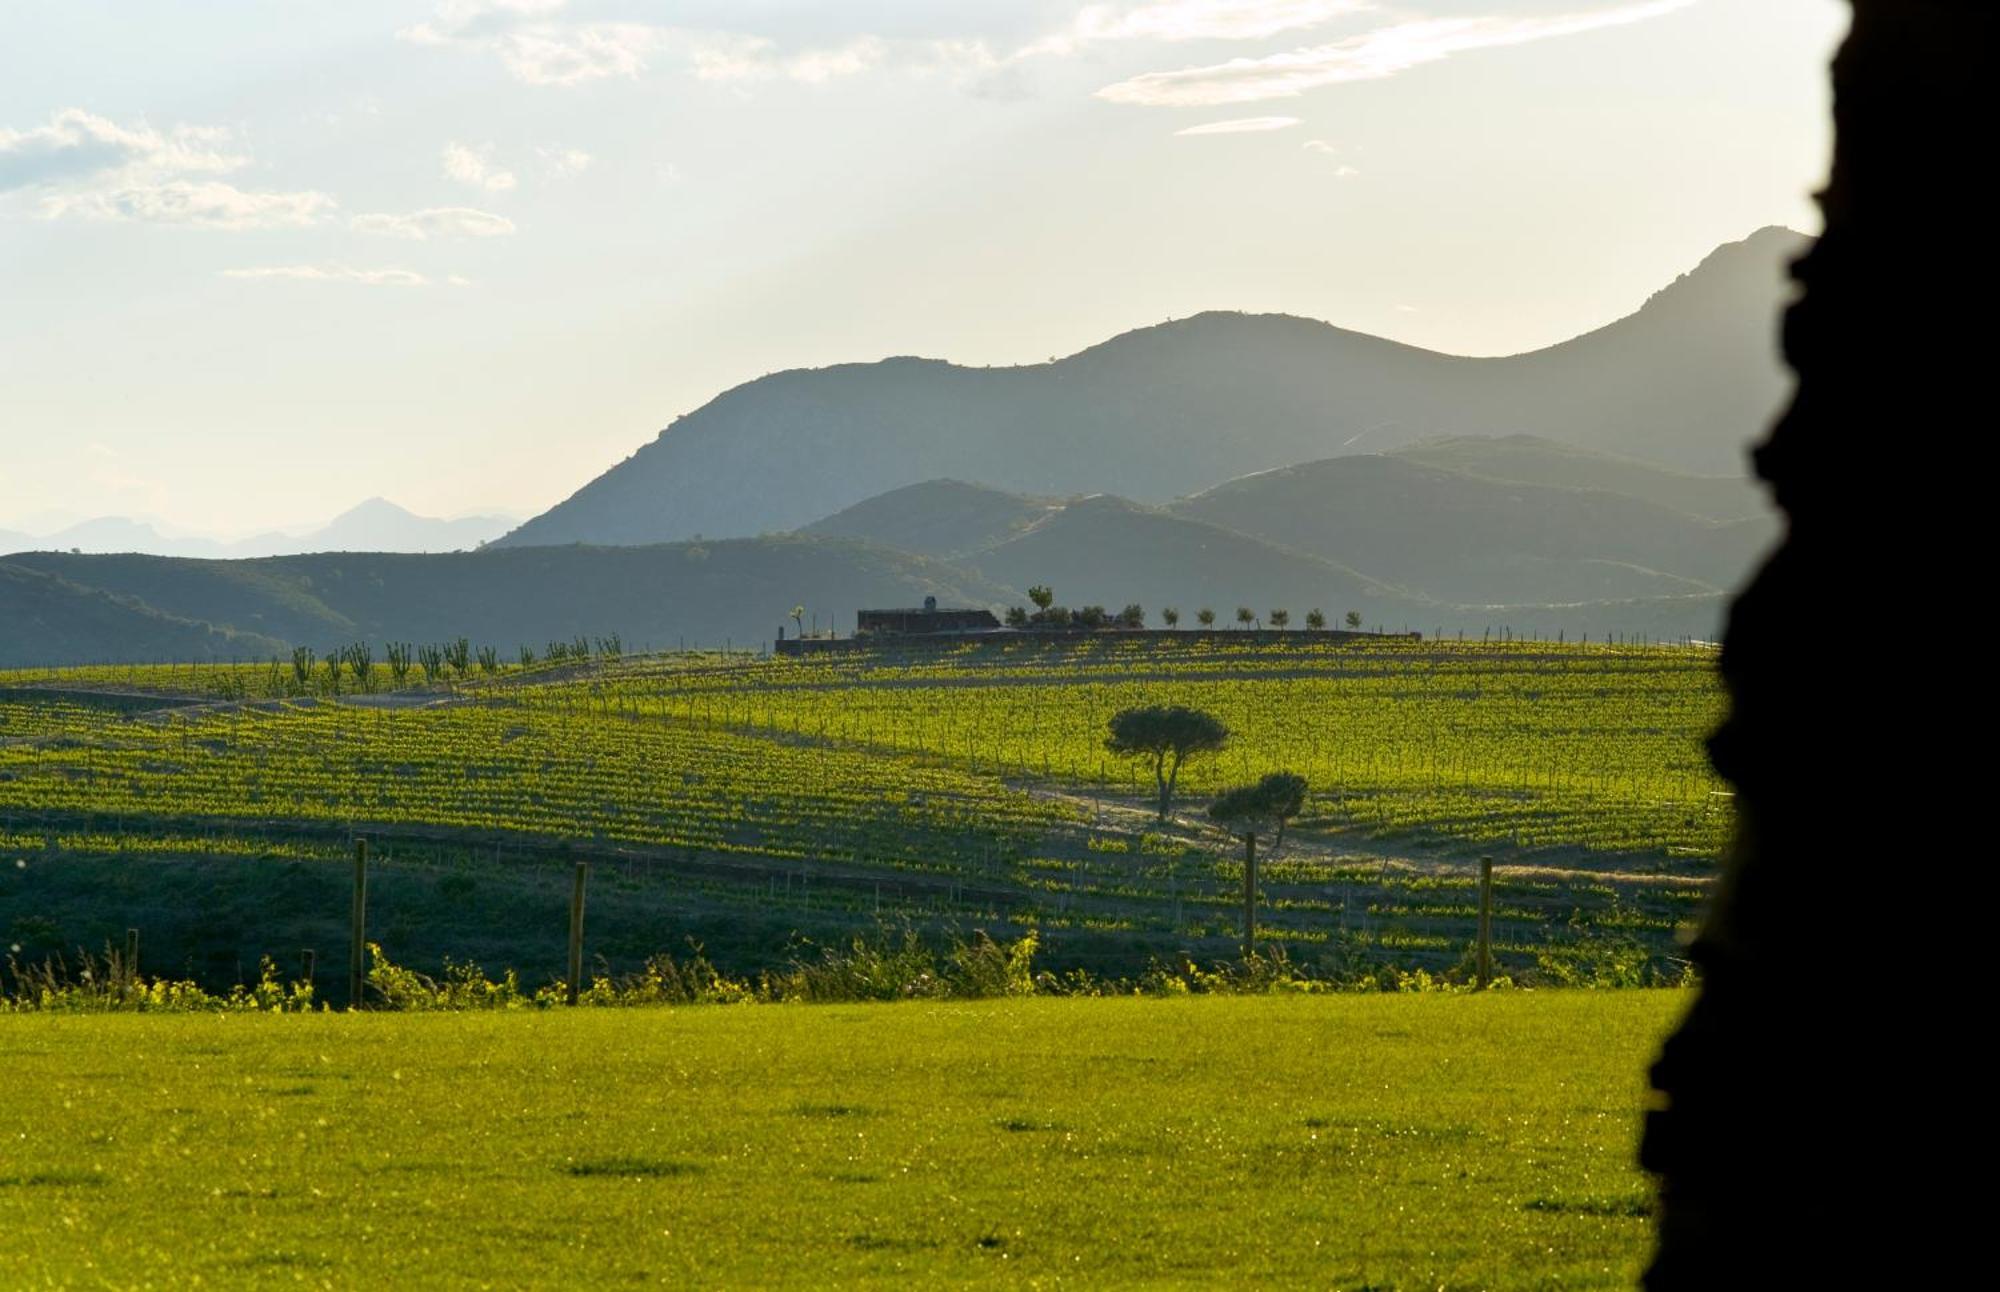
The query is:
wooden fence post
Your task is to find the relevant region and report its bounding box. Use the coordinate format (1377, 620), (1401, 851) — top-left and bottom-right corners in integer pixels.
(302, 948), (316, 993)
(1476, 856), (1494, 989)
(124, 928), (139, 979)
(567, 862), (589, 1006)
(1242, 834), (1258, 962)
(349, 838), (368, 1009)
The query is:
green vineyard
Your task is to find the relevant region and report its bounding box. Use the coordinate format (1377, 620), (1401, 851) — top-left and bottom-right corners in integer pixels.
(0, 637), (1726, 990)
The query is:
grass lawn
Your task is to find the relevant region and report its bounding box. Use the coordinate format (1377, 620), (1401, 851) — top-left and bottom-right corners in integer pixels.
(0, 992), (1682, 1288)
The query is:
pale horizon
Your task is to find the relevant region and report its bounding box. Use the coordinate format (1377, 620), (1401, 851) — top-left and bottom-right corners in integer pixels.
(1, 0), (1844, 536)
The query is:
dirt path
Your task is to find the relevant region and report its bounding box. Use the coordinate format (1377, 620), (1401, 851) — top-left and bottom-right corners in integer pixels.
(1015, 780), (1710, 888)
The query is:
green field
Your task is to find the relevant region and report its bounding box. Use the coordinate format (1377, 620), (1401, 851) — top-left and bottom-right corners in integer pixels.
(1, 638), (1722, 991)
(0, 992), (1679, 1288)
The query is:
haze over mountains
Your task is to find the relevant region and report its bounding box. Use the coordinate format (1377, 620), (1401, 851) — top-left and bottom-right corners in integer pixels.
(1, 229), (1800, 667)
(0, 499), (517, 560)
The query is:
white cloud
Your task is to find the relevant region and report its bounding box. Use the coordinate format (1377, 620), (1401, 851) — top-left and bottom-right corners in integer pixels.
(442, 142), (517, 191)
(1040, 0), (1373, 53)
(1175, 115), (1302, 135)
(401, 2), (974, 91)
(495, 23), (661, 86)
(44, 180), (333, 230)
(534, 145), (592, 178)
(400, 0), (570, 46)
(2, 109), (333, 229)
(1096, 0), (1695, 106)
(350, 206), (516, 240)
(0, 108), (246, 190)
(221, 265), (432, 286)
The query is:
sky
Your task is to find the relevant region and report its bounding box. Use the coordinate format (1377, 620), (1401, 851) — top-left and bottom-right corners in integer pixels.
(0, 0), (1846, 539)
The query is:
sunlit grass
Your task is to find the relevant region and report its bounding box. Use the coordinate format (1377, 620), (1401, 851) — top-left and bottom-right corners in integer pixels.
(0, 991), (1679, 1287)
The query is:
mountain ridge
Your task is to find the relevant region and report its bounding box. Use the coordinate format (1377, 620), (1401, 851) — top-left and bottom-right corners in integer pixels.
(0, 499), (519, 560)
(496, 227), (1805, 549)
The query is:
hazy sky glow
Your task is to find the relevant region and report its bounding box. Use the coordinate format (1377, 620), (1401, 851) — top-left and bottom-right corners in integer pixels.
(0, 0), (1845, 537)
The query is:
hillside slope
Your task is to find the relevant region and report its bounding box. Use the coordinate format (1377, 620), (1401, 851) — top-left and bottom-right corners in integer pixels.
(0, 562), (288, 668)
(1387, 435), (1769, 524)
(801, 480), (1058, 559)
(965, 494), (1421, 623)
(498, 229), (1803, 547)
(1172, 456), (1775, 605)
(3, 540), (1017, 664)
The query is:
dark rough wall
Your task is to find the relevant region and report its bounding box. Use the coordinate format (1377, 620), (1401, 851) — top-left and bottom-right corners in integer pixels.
(1642, 2), (1986, 1285)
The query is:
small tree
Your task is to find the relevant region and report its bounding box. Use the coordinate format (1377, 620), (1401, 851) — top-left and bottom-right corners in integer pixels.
(1162, 607), (1181, 629)
(290, 646), (315, 694)
(1118, 604), (1145, 629)
(418, 643), (445, 680)
(1344, 610), (1363, 631)
(1209, 771), (1309, 959)
(1235, 607), (1256, 629)
(386, 642), (413, 686)
(1106, 705), (1230, 823)
(1268, 609), (1290, 629)
(791, 605), (806, 638)
(1028, 585), (1055, 611)
(1075, 605), (1108, 630)
(323, 649), (343, 697)
(1005, 605), (1030, 628)
(1196, 608), (1216, 628)
(344, 642), (374, 693)
(1306, 609), (1326, 630)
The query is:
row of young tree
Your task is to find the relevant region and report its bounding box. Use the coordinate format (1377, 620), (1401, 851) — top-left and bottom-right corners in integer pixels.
(1105, 703), (1306, 958)
(1005, 586), (1365, 632)
(273, 634), (625, 696)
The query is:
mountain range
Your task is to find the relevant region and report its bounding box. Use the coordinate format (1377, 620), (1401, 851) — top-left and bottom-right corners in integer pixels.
(1, 229), (1800, 666)
(498, 226), (1804, 549)
(0, 498), (517, 560)
(1, 433), (1768, 666)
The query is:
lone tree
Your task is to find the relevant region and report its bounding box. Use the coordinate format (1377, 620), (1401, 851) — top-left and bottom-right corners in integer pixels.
(1344, 610), (1363, 631)
(1028, 585), (1055, 611)
(1306, 609), (1326, 630)
(1269, 609), (1290, 629)
(1196, 608), (1216, 627)
(1106, 705), (1230, 823)
(1209, 771), (1308, 959)
(1162, 607), (1180, 628)
(1236, 607), (1256, 629)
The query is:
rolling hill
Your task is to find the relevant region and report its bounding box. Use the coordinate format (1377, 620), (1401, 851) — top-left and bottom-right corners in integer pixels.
(0, 561), (288, 668)
(497, 227), (1805, 549)
(963, 494), (1419, 624)
(1386, 435), (1769, 524)
(801, 480), (1058, 559)
(2, 540), (1018, 663)
(1171, 455), (1776, 605)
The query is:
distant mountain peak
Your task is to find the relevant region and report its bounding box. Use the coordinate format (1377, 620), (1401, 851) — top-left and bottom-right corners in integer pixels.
(329, 497), (416, 521)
